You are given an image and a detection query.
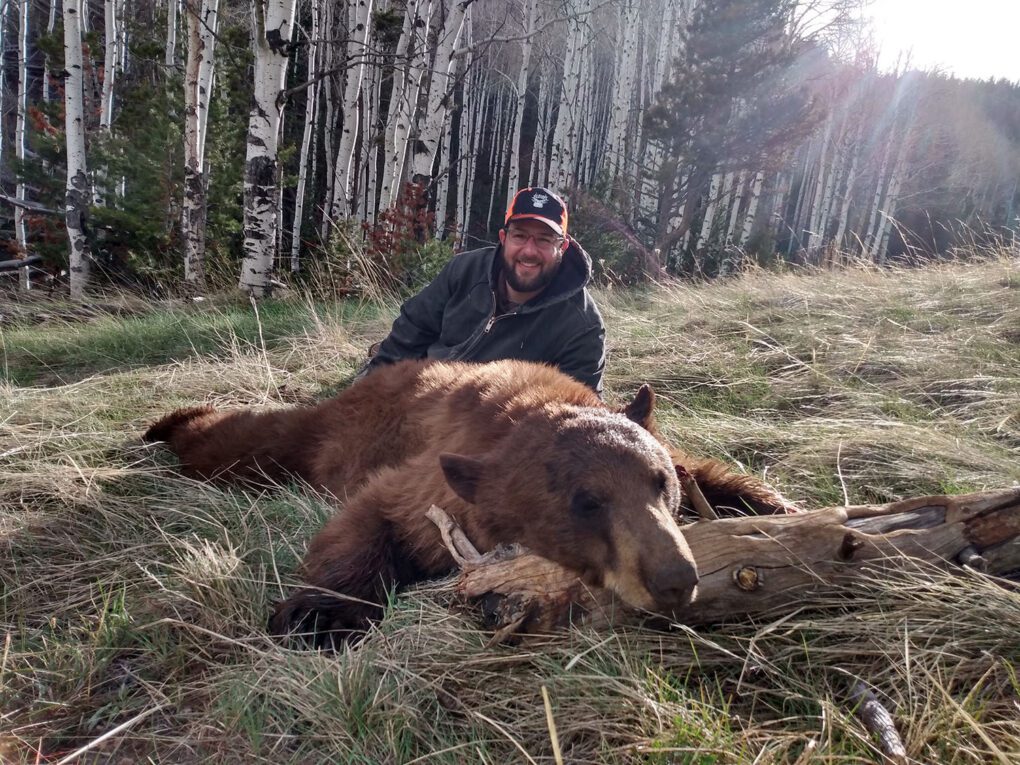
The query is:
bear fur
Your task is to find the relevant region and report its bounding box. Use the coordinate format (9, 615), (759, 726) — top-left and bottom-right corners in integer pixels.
(144, 359), (792, 645)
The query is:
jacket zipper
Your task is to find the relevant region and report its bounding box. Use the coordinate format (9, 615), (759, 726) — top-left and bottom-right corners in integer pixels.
(452, 291), (512, 360)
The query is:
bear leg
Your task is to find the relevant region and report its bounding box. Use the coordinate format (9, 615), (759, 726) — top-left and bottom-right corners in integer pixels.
(269, 502), (419, 647)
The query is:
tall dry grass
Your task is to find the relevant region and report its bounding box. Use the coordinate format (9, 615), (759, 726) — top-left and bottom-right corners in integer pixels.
(2, 254), (1019, 763)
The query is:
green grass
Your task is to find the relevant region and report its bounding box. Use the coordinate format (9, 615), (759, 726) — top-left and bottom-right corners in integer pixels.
(2, 255), (1020, 762)
(0, 298), (384, 386)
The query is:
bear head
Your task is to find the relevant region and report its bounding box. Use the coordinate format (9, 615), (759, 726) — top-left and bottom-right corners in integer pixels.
(439, 388), (699, 615)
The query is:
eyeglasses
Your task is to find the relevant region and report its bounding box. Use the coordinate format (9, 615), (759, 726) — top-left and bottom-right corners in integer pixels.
(506, 229), (564, 255)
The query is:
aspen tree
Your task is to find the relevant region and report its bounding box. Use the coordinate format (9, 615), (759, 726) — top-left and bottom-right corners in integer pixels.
(15, 0), (28, 288)
(64, 0), (92, 299)
(182, 0), (220, 290)
(239, 0), (299, 297)
(328, 0), (374, 220)
(411, 0), (469, 189)
(289, 0), (320, 271)
(166, 0), (179, 66)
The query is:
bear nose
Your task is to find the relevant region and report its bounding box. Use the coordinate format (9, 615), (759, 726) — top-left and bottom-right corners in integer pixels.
(645, 560), (699, 609)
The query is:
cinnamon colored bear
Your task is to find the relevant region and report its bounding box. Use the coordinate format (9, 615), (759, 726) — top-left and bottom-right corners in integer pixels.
(144, 359), (790, 645)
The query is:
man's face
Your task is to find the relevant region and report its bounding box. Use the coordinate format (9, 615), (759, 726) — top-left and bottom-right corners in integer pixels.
(498, 219), (566, 297)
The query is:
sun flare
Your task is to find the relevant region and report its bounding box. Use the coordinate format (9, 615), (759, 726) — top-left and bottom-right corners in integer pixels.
(868, 0), (1020, 82)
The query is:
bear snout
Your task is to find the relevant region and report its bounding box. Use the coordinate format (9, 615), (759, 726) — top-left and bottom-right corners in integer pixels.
(643, 557), (699, 611)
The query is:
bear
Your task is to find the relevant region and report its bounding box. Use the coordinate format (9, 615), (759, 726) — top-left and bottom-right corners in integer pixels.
(144, 359), (793, 646)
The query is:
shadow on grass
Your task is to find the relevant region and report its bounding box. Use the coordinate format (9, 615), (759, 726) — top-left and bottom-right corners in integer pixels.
(1, 300), (353, 387)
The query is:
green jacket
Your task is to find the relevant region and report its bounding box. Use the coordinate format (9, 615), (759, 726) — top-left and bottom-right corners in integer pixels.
(364, 240), (606, 393)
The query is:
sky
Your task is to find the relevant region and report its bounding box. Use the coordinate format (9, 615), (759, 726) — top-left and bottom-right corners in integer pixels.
(865, 0), (1020, 83)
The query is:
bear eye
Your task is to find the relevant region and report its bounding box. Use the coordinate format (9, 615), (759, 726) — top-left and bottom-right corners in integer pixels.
(570, 491), (603, 517)
(655, 471), (670, 497)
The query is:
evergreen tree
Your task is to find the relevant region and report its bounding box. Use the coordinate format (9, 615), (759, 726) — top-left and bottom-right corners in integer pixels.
(644, 0), (819, 271)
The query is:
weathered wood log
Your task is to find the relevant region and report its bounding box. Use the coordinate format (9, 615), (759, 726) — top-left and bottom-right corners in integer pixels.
(427, 488), (1020, 637)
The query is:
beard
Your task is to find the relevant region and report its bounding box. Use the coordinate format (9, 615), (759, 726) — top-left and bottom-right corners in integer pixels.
(501, 250), (562, 295)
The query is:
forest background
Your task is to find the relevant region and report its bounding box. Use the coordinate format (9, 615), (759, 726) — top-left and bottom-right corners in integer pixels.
(0, 0), (1018, 300)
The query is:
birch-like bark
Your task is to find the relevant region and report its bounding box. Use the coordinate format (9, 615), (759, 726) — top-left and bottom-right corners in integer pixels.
(832, 117), (864, 253)
(695, 173), (722, 252)
(862, 111), (897, 257)
(182, 0), (220, 290)
(100, 0), (118, 129)
(165, 0), (179, 66)
(506, 0), (539, 201)
(0, 1), (8, 164)
(531, 72), (551, 185)
(871, 113), (915, 264)
(604, 0), (639, 181)
(738, 171), (764, 247)
(787, 142), (815, 255)
(548, 0), (589, 190)
(715, 171), (734, 244)
(379, 0), (428, 211)
(64, 0), (92, 299)
(328, 0), (374, 221)
(486, 92), (512, 230)
(411, 0), (469, 189)
(803, 114), (832, 253)
(239, 0), (298, 297)
(41, 0), (56, 102)
(459, 59), (485, 237)
(360, 52), (383, 225)
(15, 0), (29, 288)
(435, 43), (466, 237)
(289, 0), (320, 272)
(725, 170), (746, 245)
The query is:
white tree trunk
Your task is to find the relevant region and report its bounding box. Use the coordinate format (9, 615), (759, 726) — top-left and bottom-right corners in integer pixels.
(871, 115), (915, 265)
(738, 171), (764, 247)
(379, 0), (427, 211)
(506, 0), (539, 201)
(832, 118), (864, 252)
(862, 112), (897, 257)
(289, 0), (320, 272)
(182, 0), (220, 290)
(165, 0), (179, 67)
(328, 0), (374, 221)
(715, 170), (734, 244)
(788, 141), (815, 255)
(15, 0), (29, 289)
(411, 0), (469, 187)
(486, 94), (512, 229)
(803, 114), (832, 253)
(459, 59), (485, 237)
(548, 0), (590, 190)
(696, 172), (722, 252)
(435, 43), (467, 237)
(100, 0), (118, 129)
(725, 170), (746, 245)
(41, 0), (57, 102)
(360, 53), (383, 225)
(531, 72), (551, 185)
(64, 0), (92, 299)
(604, 0), (640, 181)
(239, 0), (298, 297)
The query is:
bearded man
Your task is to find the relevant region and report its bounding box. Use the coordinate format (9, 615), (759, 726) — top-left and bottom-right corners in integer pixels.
(359, 187), (606, 393)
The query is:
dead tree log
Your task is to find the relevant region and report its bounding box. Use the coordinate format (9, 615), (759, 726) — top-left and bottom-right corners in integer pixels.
(428, 487), (1020, 636)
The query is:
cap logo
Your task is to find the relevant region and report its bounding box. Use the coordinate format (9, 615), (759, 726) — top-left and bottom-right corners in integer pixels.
(531, 193), (549, 208)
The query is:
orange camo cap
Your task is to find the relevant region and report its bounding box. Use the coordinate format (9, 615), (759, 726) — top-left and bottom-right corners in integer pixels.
(505, 187), (568, 238)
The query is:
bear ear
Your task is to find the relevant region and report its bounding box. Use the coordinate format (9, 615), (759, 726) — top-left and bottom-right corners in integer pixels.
(621, 384), (656, 430)
(439, 453), (485, 504)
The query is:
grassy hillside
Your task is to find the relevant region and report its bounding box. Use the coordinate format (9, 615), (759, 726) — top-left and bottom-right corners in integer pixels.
(2, 258), (1019, 763)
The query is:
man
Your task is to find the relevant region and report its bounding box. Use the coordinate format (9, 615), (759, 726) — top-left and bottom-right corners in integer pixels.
(360, 187), (606, 393)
